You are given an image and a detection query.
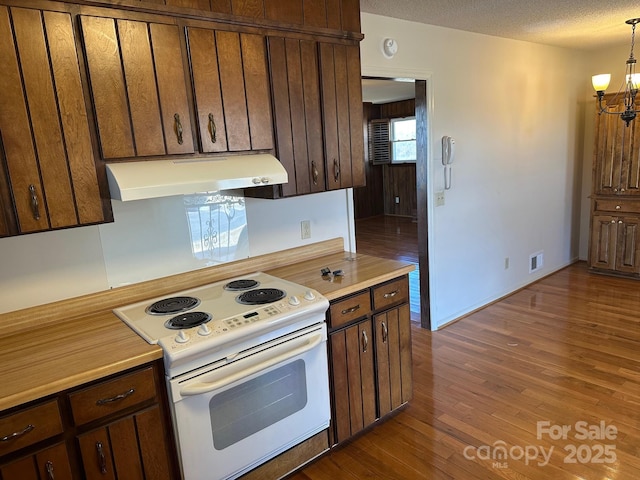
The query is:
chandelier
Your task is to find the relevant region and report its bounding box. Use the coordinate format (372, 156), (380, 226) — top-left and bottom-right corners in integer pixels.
(591, 18), (640, 127)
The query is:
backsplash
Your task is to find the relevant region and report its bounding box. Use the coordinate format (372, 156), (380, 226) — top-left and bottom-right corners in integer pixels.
(0, 189), (352, 314)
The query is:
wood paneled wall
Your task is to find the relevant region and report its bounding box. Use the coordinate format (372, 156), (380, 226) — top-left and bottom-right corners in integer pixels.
(354, 98), (417, 220)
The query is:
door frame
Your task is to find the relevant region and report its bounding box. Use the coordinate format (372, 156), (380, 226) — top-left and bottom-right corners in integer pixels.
(359, 65), (435, 330)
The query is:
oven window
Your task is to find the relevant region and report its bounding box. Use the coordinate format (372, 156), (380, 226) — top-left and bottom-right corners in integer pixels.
(209, 360), (308, 450)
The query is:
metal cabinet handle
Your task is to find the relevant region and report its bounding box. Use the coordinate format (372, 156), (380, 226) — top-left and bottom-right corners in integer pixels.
(333, 159), (340, 182)
(311, 161), (319, 185)
(361, 330), (368, 353)
(616, 205), (621, 210)
(208, 113), (217, 143)
(45, 460), (55, 480)
(28, 185), (40, 220)
(96, 388), (135, 406)
(1, 423), (34, 442)
(174, 113), (184, 145)
(96, 441), (107, 474)
(611, 219), (616, 223)
(381, 321), (388, 343)
(341, 305), (360, 315)
(618, 220), (623, 224)
(383, 290), (399, 298)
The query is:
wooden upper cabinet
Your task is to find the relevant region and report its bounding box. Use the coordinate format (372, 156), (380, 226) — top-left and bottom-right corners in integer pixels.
(81, 15), (194, 159)
(319, 42), (365, 190)
(0, 6), (106, 235)
(594, 97), (640, 196)
(187, 27), (273, 153)
(268, 37), (324, 197)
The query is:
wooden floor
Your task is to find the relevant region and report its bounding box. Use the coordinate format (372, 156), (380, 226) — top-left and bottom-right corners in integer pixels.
(354, 216), (420, 322)
(291, 218), (640, 479)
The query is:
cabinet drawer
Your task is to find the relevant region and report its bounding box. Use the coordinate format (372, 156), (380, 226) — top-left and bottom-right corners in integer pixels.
(329, 291), (371, 329)
(373, 277), (409, 311)
(594, 199), (640, 214)
(0, 400), (62, 457)
(68, 367), (156, 426)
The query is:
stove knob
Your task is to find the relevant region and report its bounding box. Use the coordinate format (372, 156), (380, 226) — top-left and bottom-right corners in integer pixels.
(289, 295), (300, 306)
(175, 331), (190, 344)
(198, 324), (212, 336)
(304, 290), (316, 301)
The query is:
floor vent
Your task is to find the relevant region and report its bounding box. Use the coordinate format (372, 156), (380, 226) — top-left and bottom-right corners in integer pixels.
(529, 251), (544, 273)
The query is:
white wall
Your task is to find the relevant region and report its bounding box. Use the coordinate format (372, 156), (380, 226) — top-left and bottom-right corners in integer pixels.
(360, 13), (590, 327)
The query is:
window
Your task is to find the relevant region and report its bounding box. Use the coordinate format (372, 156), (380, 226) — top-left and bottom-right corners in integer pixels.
(390, 116), (416, 163)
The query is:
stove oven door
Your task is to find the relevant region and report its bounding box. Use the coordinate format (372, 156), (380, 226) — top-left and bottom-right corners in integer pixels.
(167, 323), (330, 480)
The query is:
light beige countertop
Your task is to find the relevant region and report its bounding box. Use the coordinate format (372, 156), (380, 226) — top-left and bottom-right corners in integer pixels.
(0, 239), (414, 412)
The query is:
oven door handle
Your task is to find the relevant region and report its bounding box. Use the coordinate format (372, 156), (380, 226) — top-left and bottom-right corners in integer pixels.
(179, 333), (323, 396)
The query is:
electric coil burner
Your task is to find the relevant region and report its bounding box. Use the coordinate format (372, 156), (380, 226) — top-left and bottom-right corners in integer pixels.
(165, 311), (212, 329)
(236, 288), (286, 305)
(146, 296), (200, 315)
(224, 279), (260, 291)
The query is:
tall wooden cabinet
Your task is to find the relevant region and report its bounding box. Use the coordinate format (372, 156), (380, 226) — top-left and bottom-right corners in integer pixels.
(0, 6), (108, 236)
(589, 95), (640, 277)
(327, 276), (413, 445)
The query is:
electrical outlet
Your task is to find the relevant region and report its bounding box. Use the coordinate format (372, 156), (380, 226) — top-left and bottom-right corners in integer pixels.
(435, 191), (445, 207)
(301, 220), (311, 239)
(395, 196), (400, 204)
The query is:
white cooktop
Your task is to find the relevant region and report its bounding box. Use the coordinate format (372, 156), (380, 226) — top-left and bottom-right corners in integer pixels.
(112, 272), (329, 375)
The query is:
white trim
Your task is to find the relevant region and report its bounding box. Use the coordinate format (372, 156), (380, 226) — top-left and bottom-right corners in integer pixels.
(361, 64), (437, 330)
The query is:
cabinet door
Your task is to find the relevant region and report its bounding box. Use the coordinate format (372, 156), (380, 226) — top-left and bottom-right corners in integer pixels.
(329, 319), (376, 444)
(81, 16), (194, 159)
(268, 37), (324, 197)
(374, 304), (412, 418)
(590, 214), (618, 271)
(188, 27), (273, 153)
(319, 43), (365, 190)
(0, 7), (105, 233)
(615, 216), (640, 274)
(594, 98), (640, 195)
(1, 442), (73, 480)
(78, 405), (173, 480)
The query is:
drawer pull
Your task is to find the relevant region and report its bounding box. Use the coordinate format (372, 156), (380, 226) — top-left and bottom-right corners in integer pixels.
(341, 305), (360, 315)
(208, 113), (217, 143)
(174, 113), (184, 145)
(96, 441), (107, 474)
(0, 423), (34, 442)
(383, 290), (399, 298)
(45, 460), (55, 480)
(616, 205), (621, 210)
(361, 330), (369, 353)
(381, 321), (388, 343)
(96, 388), (135, 406)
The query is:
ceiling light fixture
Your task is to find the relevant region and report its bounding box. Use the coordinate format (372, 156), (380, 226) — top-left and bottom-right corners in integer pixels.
(591, 18), (640, 127)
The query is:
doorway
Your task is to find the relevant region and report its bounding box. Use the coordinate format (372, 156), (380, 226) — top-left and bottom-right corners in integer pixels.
(354, 76), (431, 329)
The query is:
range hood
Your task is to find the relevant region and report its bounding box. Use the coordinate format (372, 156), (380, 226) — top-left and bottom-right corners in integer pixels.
(105, 154), (288, 201)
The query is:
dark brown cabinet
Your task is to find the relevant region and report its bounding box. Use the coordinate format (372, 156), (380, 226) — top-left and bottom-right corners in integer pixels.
(264, 39), (365, 198)
(589, 95), (640, 277)
(81, 16), (195, 159)
(187, 26), (273, 153)
(327, 276), (412, 446)
(0, 362), (178, 479)
(0, 6), (107, 236)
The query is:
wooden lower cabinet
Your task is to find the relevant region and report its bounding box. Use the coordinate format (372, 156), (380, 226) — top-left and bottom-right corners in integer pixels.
(0, 443), (73, 480)
(327, 276), (413, 446)
(329, 318), (376, 443)
(0, 361), (178, 479)
(589, 205), (640, 276)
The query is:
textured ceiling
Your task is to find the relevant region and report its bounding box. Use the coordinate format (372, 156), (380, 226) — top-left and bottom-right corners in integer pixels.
(359, 0), (640, 50)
